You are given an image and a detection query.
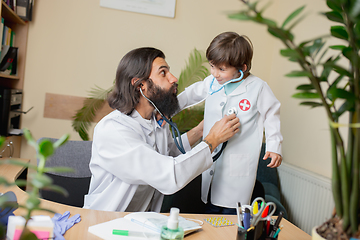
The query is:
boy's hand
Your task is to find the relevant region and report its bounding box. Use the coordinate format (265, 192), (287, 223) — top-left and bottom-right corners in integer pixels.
(263, 151), (282, 168)
(155, 112), (166, 127)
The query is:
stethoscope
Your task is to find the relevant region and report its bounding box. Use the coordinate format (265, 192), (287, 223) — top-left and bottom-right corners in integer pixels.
(139, 70), (244, 161)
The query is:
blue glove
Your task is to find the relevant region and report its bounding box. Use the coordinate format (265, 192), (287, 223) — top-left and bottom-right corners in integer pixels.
(52, 211), (81, 240)
(0, 191), (18, 226)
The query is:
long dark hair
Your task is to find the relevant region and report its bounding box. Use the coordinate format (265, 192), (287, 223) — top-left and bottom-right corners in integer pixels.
(107, 47), (165, 115)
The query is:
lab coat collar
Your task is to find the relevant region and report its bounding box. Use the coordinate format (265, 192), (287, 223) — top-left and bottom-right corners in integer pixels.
(227, 74), (256, 96)
(130, 110), (160, 136)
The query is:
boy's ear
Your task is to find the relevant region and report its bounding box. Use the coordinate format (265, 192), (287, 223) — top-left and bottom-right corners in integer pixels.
(241, 64), (247, 72)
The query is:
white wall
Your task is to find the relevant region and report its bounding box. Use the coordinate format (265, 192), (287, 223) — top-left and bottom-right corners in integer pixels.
(21, 0), (333, 178)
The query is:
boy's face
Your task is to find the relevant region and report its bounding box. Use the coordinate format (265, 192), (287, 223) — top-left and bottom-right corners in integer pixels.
(209, 62), (241, 85)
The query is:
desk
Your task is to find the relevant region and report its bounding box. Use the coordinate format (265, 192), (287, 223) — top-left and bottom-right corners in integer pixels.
(0, 159), (311, 240)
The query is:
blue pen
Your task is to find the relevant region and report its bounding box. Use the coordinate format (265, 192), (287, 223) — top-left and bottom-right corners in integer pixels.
(243, 208), (251, 230)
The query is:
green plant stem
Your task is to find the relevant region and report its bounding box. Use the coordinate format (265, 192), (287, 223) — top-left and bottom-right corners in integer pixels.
(331, 126), (343, 217)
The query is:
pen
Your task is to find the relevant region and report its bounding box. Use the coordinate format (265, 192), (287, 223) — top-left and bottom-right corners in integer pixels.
(266, 216), (271, 235)
(273, 225), (283, 238)
(243, 208), (251, 230)
(236, 202), (243, 228)
(270, 211), (284, 237)
(112, 229), (160, 238)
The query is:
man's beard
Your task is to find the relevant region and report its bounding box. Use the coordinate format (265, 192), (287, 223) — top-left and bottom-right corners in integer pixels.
(147, 80), (180, 118)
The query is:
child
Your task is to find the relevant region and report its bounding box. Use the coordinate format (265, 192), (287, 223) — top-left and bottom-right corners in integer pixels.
(177, 32), (283, 214)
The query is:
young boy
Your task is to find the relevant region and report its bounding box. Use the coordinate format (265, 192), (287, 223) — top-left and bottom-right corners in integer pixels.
(178, 32), (283, 214)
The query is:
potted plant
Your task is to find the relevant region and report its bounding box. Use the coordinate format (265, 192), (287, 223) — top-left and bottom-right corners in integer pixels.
(72, 48), (210, 141)
(0, 130), (71, 239)
(227, 0), (359, 238)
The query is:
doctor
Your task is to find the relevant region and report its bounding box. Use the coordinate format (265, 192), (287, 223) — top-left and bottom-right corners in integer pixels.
(83, 47), (240, 212)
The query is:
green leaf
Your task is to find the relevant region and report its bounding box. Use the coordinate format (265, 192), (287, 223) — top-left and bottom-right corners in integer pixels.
(333, 101), (354, 119)
(350, 0), (360, 19)
(296, 84), (315, 90)
(53, 134), (70, 149)
(280, 48), (301, 59)
(23, 128), (38, 150)
(31, 173), (53, 189)
(324, 11), (344, 23)
(330, 26), (349, 40)
(228, 12), (252, 21)
(26, 195), (41, 210)
(326, 0), (343, 12)
(292, 92), (321, 99)
(327, 88), (356, 101)
(0, 136), (5, 148)
(282, 5), (305, 28)
(329, 45), (346, 51)
(38, 140), (54, 158)
(285, 70), (312, 77)
(178, 49), (210, 94)
(299, 101), (323, 108)
(44, 166), (74, 173)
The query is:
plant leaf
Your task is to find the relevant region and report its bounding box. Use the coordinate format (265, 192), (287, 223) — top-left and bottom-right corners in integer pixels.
(285, 70), (312, 77)
(324, 11), (344, 23)
(292, 92), (321, 99)
(296, 84), (315, 90)
(281, 5), (305, 28)
(178, 49), (210, 94)
(330, 26), (349, 40)
(299, 101), (323, 108)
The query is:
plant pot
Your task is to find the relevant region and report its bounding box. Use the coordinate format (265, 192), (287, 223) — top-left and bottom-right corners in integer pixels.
(312, 226), (325, 240)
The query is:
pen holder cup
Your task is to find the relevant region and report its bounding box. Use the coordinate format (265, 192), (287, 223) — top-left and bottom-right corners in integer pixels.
(237, 221), (279, 240)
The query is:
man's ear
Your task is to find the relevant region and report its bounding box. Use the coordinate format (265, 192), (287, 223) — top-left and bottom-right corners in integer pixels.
(131, 78), (139, 86)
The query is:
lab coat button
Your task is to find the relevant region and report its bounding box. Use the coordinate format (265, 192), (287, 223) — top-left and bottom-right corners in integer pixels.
(220, 102), (225, 106)
(210, 170), (214, 175)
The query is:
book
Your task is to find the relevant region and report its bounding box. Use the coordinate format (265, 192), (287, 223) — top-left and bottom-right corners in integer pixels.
(16, 0), (32, 21)
(0, 46), (18, 75)
(88, 212), (202, 240)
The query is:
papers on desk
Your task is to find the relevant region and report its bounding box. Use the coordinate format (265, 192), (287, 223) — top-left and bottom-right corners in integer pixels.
(88, 212), (202, 239)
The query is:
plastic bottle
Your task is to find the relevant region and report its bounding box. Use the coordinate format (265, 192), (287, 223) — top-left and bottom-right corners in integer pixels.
(160, 207), (184, 240)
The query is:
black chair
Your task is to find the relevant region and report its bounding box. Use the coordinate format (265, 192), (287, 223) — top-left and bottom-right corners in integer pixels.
(36, 138), (92, 207)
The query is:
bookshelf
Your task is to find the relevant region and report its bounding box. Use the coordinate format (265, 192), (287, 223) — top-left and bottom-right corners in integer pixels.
(0, 1), (29, 158)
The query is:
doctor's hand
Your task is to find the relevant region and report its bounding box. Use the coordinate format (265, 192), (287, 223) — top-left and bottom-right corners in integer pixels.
(264, 151), (282, 168)
(203, 114), (240, 153)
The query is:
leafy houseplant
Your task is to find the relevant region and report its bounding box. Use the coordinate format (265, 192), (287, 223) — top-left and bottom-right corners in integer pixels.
(72, 48), (210, 140)
(228, 0), (360, 238)
(0, 129), (71, 240)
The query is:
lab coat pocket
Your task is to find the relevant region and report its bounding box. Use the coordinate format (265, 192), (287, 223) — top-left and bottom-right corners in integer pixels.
(229, 154), (250, 177)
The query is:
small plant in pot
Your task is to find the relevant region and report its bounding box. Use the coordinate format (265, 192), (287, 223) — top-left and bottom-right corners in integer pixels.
(228, 0), (359, 239)
(0, 130), (71, 239)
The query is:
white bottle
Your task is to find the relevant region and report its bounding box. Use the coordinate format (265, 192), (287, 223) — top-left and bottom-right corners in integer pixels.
(160, 208), (184, 240)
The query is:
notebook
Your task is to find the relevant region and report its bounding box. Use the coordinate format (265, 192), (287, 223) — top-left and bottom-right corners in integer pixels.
(88, 212), (202, 240)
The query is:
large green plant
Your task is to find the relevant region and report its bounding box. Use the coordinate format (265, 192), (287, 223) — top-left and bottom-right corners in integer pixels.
(228, 0), (360, 238)
(0, 130), (71, 239)
(72, 49), (210, 140)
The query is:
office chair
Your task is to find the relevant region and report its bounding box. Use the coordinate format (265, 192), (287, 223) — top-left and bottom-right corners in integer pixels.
(36, 138), (92, 208)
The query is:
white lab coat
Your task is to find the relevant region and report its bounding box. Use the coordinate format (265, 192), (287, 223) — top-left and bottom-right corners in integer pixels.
(83, 110), (213, 212)
(178, 74), (283, 208)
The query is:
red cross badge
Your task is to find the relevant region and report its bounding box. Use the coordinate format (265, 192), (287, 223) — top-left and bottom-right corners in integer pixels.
(239, 99), (251, 111)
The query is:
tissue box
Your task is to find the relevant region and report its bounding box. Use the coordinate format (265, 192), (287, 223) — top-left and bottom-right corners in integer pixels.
(6, 215), (54, 240)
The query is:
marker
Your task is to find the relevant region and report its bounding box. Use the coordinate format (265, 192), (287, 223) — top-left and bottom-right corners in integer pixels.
(243, 208), (251, 230)
(236, 202), (243, 228)
(273, 225), (283, 238)
(253, 201), (258, 215)
(112, 229), (159, 238)
(270, 211), (284, 237)
(266, 216), (271, 235)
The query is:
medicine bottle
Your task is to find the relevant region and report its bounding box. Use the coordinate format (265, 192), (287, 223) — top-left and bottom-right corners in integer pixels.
(160, 207), (184, 240)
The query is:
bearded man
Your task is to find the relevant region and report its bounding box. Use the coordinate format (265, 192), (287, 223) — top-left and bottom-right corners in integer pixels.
(83, 47), (240, 212)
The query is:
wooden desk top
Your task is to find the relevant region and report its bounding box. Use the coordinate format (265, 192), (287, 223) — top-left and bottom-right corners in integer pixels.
(0, 159), (311, 240)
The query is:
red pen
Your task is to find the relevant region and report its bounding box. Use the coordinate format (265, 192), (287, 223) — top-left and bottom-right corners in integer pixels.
(266, 216), (271, 235)
(261, 205), (269, 218)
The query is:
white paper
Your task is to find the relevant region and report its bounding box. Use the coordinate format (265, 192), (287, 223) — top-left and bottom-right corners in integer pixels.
(100, 0), (176, 18)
